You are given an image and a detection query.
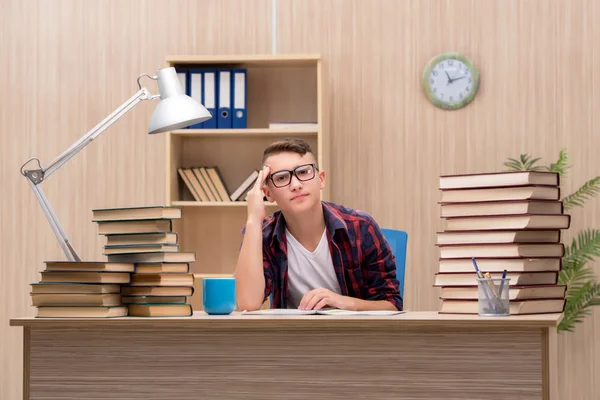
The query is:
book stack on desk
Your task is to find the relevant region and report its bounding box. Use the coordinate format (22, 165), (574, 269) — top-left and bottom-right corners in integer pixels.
(434, 171), (570, 315)
(94, 206), (195, 317)
(30, 261), (133, 318)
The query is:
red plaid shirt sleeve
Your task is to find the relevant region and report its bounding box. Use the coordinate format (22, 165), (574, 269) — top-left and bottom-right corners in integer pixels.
(262, 242), (275, 301)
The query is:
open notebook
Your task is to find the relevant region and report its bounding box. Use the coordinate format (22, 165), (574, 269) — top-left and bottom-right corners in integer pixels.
(241, 308), (405, 316)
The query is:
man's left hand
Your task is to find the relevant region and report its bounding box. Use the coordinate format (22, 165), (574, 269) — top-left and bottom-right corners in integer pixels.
(298, 288), (355, 311)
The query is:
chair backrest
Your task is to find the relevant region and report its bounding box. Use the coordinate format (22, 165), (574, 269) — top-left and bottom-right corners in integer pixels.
(380, 228), (408, 299)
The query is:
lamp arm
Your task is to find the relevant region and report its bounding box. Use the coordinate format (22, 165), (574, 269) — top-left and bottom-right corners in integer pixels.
(45, 87), (152, 179)
(20, 76), (159, 262)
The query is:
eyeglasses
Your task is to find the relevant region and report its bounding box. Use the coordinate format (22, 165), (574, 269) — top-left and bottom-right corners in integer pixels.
(268, 163), (319, 188)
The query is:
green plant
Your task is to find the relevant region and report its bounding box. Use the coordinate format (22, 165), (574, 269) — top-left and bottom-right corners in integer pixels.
(504, 150), (600, 332)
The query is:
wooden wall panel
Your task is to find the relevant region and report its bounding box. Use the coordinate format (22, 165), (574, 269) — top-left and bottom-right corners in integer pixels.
(2, 0), (599, 399)
(277, 1), (599, 399)
(0, 1), (272, 399)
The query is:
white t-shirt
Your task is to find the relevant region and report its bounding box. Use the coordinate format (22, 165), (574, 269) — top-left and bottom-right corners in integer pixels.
(285, 228), (342, 309)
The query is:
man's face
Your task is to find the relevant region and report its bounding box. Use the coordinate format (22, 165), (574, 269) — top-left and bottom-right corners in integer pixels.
(262, 152), (325, 213)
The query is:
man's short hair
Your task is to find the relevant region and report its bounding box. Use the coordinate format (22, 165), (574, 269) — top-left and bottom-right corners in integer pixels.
(261, 137), (315, 165)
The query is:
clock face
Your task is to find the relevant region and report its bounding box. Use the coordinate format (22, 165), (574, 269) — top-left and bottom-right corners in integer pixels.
(422, 53), (479, 110)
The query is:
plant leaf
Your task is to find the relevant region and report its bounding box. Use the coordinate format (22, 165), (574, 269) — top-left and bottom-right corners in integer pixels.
(558, 281), (600, 332)
(562, 176), (600, 211)
(503, 154), (545, 171)
(545, 148), (569, 177)
(562, 229), (600, 273)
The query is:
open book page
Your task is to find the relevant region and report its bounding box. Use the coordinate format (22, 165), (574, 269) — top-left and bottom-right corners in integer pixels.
(241, 308), (405, 316)
(241, 308), (317, 315)
(315, 309), (405, 316)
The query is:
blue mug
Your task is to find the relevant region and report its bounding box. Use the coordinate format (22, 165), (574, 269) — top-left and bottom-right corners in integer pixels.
(202, 277), (236, 315)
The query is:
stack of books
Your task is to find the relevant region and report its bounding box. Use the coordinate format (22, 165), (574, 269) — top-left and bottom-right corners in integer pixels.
(30, 261), (133, 318)
(93, 206), (195, 317)
(434, 171), (570, 315)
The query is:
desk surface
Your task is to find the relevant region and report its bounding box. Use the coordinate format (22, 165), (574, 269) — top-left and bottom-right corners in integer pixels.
(10, 310), (562, 329)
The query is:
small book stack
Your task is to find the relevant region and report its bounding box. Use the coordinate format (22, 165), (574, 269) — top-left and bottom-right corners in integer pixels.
(30, 261), (133, 318)
(434, 171), (570, 315)
(93, 206), (195, 317)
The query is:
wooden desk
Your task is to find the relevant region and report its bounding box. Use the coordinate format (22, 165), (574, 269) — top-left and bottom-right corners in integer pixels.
(10, 311), (561, 400)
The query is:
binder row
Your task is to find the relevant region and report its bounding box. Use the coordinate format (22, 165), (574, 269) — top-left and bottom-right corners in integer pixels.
(176, 68), (247, 129)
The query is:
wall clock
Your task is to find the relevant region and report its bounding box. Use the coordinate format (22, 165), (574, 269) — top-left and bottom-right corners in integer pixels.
(422, 52), (480, 110)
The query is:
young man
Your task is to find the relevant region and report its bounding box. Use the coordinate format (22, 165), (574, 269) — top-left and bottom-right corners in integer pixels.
(234, 138), (402, 312)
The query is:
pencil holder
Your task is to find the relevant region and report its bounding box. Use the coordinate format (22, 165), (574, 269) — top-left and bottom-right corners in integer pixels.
(477, 277), (510, 317)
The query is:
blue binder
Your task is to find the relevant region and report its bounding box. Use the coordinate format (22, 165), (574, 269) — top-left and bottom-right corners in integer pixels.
(188, 69), (204, 129)
(232, 68), (247, 129)
(217, 69), (232, 128)
(202, 69), (217, 129)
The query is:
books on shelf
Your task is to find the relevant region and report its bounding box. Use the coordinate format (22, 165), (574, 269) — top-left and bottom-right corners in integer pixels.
(435, 170), (569, 315)
(30, 206), (195, 318)
(178, 166), (259, 202)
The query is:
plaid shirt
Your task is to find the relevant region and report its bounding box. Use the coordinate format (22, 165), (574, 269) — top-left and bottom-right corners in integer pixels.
(248, 201), (403, 310)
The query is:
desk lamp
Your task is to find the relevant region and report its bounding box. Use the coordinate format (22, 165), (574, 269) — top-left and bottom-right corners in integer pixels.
(20, 67), (211, 262)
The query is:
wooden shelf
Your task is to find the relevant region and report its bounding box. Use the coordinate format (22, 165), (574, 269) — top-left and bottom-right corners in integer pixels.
(170, 128), (318, 138)
(172, 201), (279, 207)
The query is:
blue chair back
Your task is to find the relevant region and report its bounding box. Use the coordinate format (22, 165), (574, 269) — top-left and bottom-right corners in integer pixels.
(380, 228), (408, 299)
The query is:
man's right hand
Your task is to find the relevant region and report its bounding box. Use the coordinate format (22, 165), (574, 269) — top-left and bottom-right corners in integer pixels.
(246, 165), (270, 224)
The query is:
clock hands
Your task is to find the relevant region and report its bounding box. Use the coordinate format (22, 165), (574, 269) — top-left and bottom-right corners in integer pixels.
(445, 70), (468, 85)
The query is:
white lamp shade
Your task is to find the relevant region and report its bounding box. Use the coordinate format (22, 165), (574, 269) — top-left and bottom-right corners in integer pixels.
(148, 67), (212, 134)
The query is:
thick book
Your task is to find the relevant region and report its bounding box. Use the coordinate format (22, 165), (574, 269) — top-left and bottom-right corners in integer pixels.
(439, 298), (566, 315)
(129, 273), (194, 287)
(105, 232), (178, 246)
(439, 284), (567, 300)
(30, 283), (122, 294)
(439, 200), (563, 218)
(40, 271), (131, 284)
(134, 262), (190, 274)
(127, 303), (193, 317)
(436, 230), (561, 245)
(107, 251), (195, 263)
(35, 306), (128, 318)
(31, 293), (122, 307)
(440, 185), (560, 203)
(92, 206), (182, 221)
(121, 286), (194, 297)
(438, 257), (562, 273)
(122, 296), (187, 304)
(97, 219), (173, 235)
(103, 244), (180, 255)
(444, 214), (571, 231)
(437, 243), (564, 259)
(439, 171), (559, 190)
(43, 261), (135, 272)
(433, 271), (558, 286)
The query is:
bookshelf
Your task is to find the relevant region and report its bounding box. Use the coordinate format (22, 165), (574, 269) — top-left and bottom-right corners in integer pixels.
(163, 54), (327, 277)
